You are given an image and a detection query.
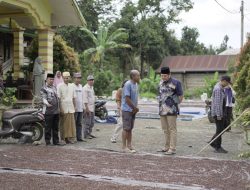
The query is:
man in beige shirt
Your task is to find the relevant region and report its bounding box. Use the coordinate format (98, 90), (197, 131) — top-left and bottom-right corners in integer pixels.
(110, 80), (128, 143)
(57, 72), (77, 144)
(83, 75), (95, 139)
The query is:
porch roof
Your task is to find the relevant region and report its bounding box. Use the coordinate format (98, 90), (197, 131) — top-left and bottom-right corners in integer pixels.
(49, 0), (86, 27)
(0, 0), (86, 29)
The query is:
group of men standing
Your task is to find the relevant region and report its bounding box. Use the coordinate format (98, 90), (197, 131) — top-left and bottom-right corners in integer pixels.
(38, 65), (233, 154)
(110, 68), (183, 154)
(40, 72), (96, 145)
(157, 67), (234, 154)
(112, 67), (233, 155)
(156, 67), (234, 155)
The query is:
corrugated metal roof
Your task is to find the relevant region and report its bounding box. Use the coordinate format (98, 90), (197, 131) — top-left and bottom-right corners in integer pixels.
(156, 55), (237, 73)
(219, 48), (240, 55)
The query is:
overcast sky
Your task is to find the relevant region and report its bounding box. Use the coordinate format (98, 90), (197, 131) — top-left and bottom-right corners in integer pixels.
(168, 0), (250, 49)
(113, 0), (250, 48)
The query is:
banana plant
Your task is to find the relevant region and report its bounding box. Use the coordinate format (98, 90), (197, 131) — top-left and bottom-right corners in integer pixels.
(81, 26), (132, 69)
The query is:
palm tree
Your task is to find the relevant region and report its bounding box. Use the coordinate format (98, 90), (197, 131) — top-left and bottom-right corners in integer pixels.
(81, 26), (132, 69)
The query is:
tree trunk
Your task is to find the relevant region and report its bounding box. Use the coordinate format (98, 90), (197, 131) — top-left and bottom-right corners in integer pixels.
(140, 44), (144, 79)
(122, 57), (126, 80)
(146, 58), (150, 78)
(154, 72), (157, 80)
(140, 59), (144, 79)
(100, 53), (104, 70)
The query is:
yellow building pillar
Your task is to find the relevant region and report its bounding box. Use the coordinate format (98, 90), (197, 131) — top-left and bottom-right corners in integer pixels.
(38, 29), (54, 74)
(13, 29), (24, 79)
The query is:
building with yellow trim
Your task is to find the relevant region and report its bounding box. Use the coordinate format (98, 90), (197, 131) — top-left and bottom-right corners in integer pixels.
(0, 0), (86, 82)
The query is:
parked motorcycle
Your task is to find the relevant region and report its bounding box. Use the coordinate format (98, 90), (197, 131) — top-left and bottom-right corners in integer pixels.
(0, 108), (45, 142)
(205, 100), (215, 123)
(95, 100), (108, 120)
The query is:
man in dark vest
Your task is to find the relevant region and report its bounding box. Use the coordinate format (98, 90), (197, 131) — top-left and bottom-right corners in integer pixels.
(40, 73), (62, 146)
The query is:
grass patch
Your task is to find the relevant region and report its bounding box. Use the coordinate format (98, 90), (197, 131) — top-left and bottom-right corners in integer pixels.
(140, 92), (157, 99)
(238, 151), (250, 158)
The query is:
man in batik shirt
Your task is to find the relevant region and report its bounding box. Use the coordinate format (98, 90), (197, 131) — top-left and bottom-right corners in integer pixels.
(158, 67), (183, 155)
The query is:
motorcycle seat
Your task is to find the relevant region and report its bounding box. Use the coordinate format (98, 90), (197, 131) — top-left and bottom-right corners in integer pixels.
(95, 100), (106, 108)
(3, 109), (38, 119)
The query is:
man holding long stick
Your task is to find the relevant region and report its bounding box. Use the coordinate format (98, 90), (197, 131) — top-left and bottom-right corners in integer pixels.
(209, 76), (231, 153)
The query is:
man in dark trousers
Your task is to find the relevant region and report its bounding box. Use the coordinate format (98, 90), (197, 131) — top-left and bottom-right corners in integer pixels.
(210, 76), (231, 153)
(73, 72), (86, 142)
(224, 85), (235, 132)
(41, 73), (61, 146)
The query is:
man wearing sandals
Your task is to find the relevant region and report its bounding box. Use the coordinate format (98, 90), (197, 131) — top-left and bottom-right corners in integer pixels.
(158, 67), (183, 155)
(121, 70), (140, 153)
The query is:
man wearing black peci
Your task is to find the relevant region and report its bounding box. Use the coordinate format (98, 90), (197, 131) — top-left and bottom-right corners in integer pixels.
(41, 73), (62, 146)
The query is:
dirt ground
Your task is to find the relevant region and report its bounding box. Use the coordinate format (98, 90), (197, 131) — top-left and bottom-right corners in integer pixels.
(68, 117), (250, 160)
(0, 117), (250, 190)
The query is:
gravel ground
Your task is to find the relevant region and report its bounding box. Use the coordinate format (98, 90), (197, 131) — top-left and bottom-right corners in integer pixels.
(66, 117), (250, 160)
(0, 117), (250, 190)
(0, 173), (152, 190)
(0, 146), (249, 190)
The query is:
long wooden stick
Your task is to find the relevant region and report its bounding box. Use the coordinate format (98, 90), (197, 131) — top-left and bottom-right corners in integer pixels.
(196, 109), (249, 155)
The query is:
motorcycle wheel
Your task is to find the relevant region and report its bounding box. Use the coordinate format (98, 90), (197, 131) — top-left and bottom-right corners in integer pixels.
(99, 107), (108, 120)
(30, 123), (44, 142)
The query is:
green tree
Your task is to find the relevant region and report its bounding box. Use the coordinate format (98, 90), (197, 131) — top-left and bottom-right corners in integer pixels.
(206, 45), (216, 55)
(163, 30), (182, 56)
(77, 0), (115, 30)
(135, 0), (193, 76)
(181, 26), (200, 55)
(57, 0), (115, 53)
(216, 35), (229, 54)
(81, 26), (131, 69)
(109, 2), (139, 77)
(137, 0), (193, 24)
(234, 39), (250, 111)
(94, 70), (121, 96)
(180, 26), (215, 55)
(110, 0), (193, 78)
(56, 27), (94, 53)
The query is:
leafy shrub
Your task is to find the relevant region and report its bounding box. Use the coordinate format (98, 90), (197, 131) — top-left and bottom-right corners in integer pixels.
(140, 78), (158, 94)
(0, 88), (17, 107)
(26, 35), (80, 74)
(234, 39), (250, 152)
(93, 70), (122, 96)
(183, 89), (193, 99)
(140, 92), (157, 99)
(184, 72), (219, 100)
(238, 151), (250, 158)
(139, 76), (160, 99)
(203, 72), (219, 98)
(139, 67), (160, 99)
(79, 53), (95, 81)
(241, 109), (250, 127)
(234, 39), (250, 111)
(53, 35), (80, 73)
(184, 87), (204, 99)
